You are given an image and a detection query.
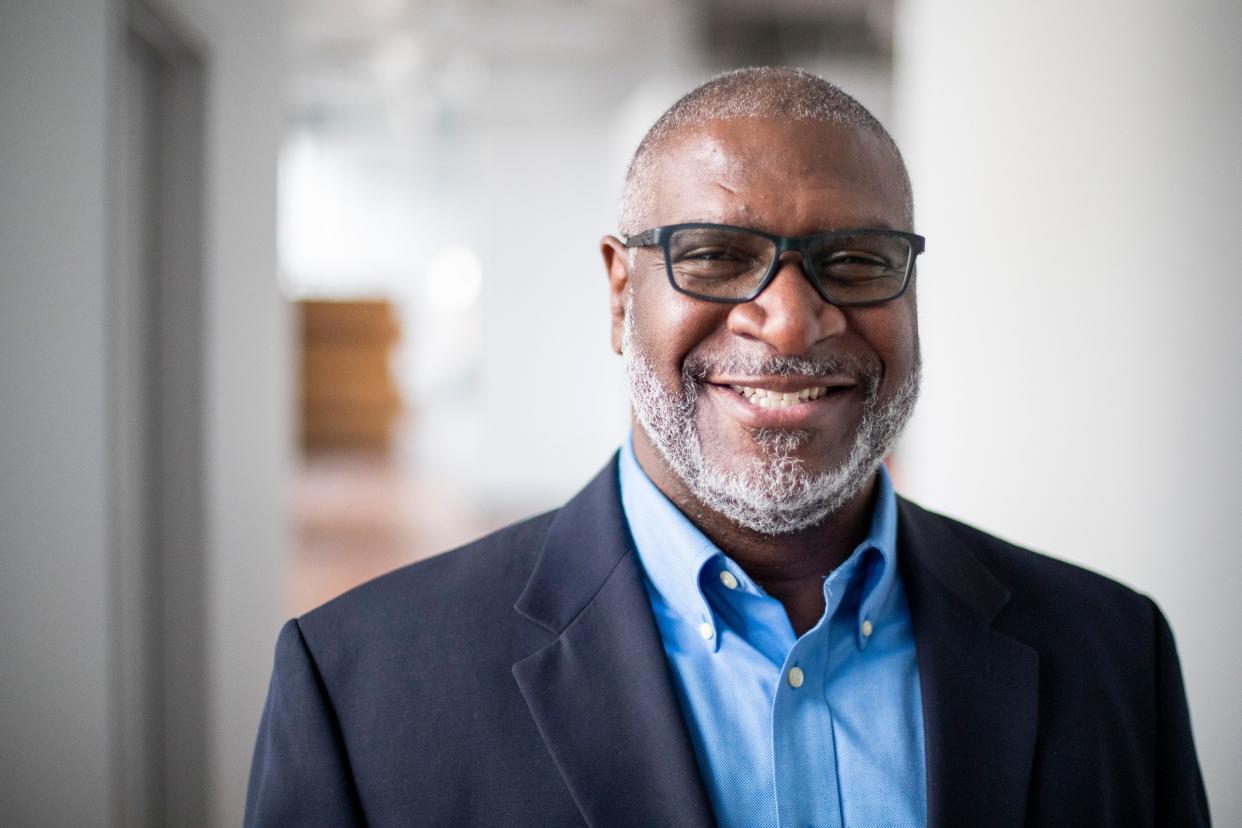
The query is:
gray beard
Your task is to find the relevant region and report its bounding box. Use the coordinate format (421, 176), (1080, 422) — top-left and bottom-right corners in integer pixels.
(622, 299), (920, 536)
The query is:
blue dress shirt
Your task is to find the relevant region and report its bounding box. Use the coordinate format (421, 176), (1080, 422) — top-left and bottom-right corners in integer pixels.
(618, 435), (927, 827)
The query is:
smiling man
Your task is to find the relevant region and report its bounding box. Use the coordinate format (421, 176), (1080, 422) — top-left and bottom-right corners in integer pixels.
(246, 69), (1210, 827)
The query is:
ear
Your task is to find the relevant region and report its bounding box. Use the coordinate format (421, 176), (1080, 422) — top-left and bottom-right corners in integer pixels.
(600, 235), (630, 355)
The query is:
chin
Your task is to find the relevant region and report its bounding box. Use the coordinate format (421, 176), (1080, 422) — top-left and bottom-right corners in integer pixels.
(704, 420), (854, 474)
(691, 433), (879, 535)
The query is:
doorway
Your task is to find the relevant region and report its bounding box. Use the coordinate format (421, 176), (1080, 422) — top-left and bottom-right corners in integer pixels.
(109, 2), (207, 824)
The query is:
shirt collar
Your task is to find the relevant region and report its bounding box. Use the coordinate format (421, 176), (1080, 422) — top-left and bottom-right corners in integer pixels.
(618, 432), (901, 652)
(619, 434), (725, 650)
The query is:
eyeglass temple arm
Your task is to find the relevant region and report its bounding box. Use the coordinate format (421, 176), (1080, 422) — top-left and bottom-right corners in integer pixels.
(623, 230), (659, 247)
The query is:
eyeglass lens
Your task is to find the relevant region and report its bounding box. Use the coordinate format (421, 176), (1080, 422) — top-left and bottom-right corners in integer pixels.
(664, 226), (913, 304)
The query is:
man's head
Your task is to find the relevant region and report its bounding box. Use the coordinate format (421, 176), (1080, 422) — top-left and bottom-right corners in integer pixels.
(618, 68), (914, 238)
(601, 68), (921, 536)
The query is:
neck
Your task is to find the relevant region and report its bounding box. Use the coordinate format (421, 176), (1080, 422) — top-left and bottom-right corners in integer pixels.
(632, 430), (878, 635)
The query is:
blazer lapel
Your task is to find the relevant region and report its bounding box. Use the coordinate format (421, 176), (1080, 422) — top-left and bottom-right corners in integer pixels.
(512, 458), (715, 828)
(898, 498), (1040, 828)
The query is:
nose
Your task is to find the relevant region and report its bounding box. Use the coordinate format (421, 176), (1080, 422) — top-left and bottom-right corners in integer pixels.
(726, 254), (847, 354)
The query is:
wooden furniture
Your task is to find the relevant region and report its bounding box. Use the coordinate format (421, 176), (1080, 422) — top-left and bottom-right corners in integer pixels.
(299, 299), (401, 451)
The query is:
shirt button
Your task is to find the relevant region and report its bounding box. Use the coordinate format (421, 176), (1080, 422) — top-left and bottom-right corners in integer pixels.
(698, 622), (715, 640)
(861, 619), (874, 638)
(719, 570), (739, 590)
(787, 666), (804, 688)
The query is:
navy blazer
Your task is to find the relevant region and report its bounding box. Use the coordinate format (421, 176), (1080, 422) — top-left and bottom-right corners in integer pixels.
(246, 457), (1210, 826)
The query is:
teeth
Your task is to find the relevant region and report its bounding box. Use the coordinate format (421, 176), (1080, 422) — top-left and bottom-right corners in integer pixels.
(729, 384), (830, 407)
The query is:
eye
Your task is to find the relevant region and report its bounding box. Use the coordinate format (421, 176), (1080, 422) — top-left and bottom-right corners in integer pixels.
(825, 251), (889, 266)
(818, 251), (895, 279)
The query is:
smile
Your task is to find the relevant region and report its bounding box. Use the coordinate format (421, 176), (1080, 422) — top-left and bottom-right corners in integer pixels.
(729, 384), (830, 407)
(702, 375), (860, 428)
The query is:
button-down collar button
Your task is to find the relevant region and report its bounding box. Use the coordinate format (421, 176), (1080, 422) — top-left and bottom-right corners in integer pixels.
(861, 619), (874, 638)
(719, 570), (739, 590)
(787, 666), (805, 688)
(698, 622), (715, 640)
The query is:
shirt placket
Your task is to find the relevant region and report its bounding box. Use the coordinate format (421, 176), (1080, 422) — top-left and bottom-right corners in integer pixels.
(770, 591), (845, 828)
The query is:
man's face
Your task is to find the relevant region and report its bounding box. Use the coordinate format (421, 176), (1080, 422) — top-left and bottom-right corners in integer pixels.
(605, 118), (921, 535)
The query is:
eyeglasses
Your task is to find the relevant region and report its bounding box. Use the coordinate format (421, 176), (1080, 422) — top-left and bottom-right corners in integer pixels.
(624, 223), (926, 306)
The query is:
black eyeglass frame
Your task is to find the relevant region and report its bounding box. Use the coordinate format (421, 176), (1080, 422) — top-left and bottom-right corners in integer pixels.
(623, 222), (927, 307)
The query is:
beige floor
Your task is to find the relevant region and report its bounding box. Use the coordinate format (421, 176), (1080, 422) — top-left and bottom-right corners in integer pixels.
(287, 449), (513, 617)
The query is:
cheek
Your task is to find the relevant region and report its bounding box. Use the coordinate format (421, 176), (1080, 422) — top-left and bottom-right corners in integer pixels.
(632, 278), (727, 374)
(848, 301), (919, 376)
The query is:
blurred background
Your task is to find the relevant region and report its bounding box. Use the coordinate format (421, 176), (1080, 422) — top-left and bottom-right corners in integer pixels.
(2, 0), (1239, 824)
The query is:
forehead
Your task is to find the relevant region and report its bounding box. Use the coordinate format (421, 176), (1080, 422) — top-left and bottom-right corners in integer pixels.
(643, 118), (907, 234)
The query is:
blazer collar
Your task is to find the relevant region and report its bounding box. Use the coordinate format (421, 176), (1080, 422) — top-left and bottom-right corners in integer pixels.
(897, 497), (1040, 828)
(513, 455), (715, 828)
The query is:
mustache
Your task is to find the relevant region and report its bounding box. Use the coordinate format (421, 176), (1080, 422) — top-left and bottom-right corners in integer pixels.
(683, 352), (882, 387)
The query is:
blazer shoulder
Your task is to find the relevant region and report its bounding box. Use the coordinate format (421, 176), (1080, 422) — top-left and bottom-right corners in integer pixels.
(905, 497), (1145, 598)
(296, 508), (559, 652)
(898, 497), (1159, 642)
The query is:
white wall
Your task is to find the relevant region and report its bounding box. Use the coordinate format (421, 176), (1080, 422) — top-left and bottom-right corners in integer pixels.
(471, 121), (631, 506)
(0, 2), (115, 822)
(894, 0), (1242, 819)
(0, 1), (287, 824)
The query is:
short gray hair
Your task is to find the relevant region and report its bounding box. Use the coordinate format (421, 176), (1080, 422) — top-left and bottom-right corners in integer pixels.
(617, 67), (913, 236)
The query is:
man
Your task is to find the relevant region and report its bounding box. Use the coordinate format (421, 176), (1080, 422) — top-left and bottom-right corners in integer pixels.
(246, 68), (1209, 827)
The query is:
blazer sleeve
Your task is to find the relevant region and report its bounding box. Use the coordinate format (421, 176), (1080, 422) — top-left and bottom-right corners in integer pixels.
(1150, 600), (1211, 826)
(245, 619), (366, 827)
